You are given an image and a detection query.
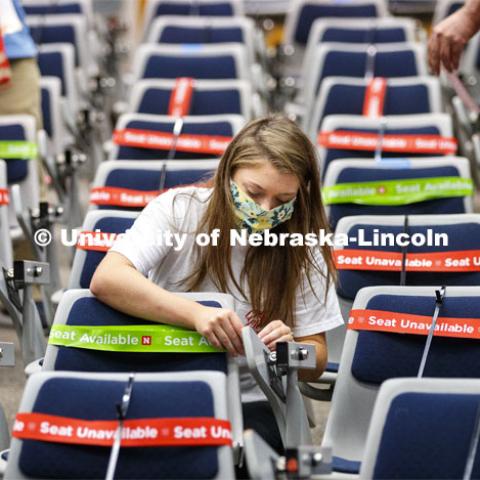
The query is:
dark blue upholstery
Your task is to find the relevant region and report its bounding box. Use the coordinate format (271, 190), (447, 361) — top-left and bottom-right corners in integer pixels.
(152, 2), (234, 17)
(99, 167), (214, 211)
(322, 126), (442, 176)
(0, 124), (29, 183)
(41, 86), (53, 139)
(157, 26), (244, 44)
(29, 24), (80, 66)
(337, 222), (480, 300)
(294, 4), (379, 45)
(372, 392), (480, 479)
(53, 296), (228, 373)
(79, 217), (135, 288)
(446, 2), (464, 17)
(137, 88), (242, 116)
(332, 456), (361, 474)
(142, 53), (237, 80)
(328, 165), (466, 229)
(318, 49), (419, 92)
(19, 377), (220, 479)
(351, 294), (480, 384)
(24, 3), (82, 15)
(319, 84), (431, 128)
(321, 27), (407, 44)
(115, 120), (234, 160)
(38, 51), (68, 96)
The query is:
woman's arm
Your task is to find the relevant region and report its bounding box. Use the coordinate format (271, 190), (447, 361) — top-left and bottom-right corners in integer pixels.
(90, 251), (244, 356)
(294, 333), (328, 382)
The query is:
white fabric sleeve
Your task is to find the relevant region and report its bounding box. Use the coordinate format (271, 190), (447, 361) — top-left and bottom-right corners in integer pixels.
(108, 189), (184, 276)
(292, 250), (344, 338)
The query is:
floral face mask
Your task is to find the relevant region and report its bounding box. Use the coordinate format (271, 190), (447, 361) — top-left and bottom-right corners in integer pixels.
(230, 180), (296, 233)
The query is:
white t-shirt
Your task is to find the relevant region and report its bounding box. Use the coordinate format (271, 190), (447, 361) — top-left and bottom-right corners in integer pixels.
(110, 186), (344, 402)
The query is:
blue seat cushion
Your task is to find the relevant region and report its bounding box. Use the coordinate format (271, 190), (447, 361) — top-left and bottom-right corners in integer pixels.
(332, 456), (361, 474)
(351, 294), (480, 384)
(321, 27), (407, 44)
(337, 222), (480, 300)
(79, 217), (135, 288)
(115, 120), (233, 160)
(158, 26), (243, 44)
(372, 392), (480, 479)
(153, 2), (234, 17)
(1, 124), (28, 183)
(19, 377), (220, 479)
(54, 296), (228, 374)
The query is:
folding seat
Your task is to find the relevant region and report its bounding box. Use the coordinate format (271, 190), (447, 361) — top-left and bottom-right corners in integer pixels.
(22, 0), (94, 25)
(283, 0), (388, 52)
(127, 79), (259, 119)
(301, 42), (427, 116)
(89, 159), (219, 212)
(323, 157), (472, 229)
(0, 161), (13, 269)
(308, 76), (442, 135)
(146, 16), (262, 66)
(110, 113), (244, 161)
(37, 44), (80, 129)
(302, 17), (420, 84)
(40, 77), (65, 158)
(131, 44), (251, 85)
(41, 288), (243, 450)
(0, 116), (40, 238)
(317, 113), (455, 178)
(360, 377), (480, 479)
(322, 285), (480, 476)
(144, 0), (244, 30)
(67, 210), (138, 290)
(5, 370), (235, 479)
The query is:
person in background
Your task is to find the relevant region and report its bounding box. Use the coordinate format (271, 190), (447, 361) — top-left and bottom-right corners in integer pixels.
(0, 0), (42, 128)
(428, 0), (480, 75)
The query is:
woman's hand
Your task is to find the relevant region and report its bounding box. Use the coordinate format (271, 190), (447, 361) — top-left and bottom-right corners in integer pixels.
(258, 320), (294, 351)
(428, 5), (480, 74)
(194, 306), (245, 356)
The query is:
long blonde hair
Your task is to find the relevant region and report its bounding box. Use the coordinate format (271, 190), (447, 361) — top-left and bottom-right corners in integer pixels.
(183, 115), (336, 329)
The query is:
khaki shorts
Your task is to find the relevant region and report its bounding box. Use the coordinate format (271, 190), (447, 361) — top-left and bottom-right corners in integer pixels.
(0, 57), (46, 199)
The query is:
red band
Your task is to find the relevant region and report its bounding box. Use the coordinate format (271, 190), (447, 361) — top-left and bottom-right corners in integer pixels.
(76, 230), (119, 252)
(0, 188), (9, 205)
(334, 249), (480, 272)
(90, 187), (160, 207)
(318, 131), (457, 155)
(348, 308), (480, 339)
(0, 35), (11, 86)
(363, 78), (387, 118)
(113, 129), (231, 155)
(168, 78), (194, 117)
(13, 412), (232, 447)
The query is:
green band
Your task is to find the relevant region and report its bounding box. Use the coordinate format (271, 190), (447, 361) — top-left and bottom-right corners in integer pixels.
(322, 177), (474, 206)
(49, 324), (223, 353)
(0, 141), (37, 159)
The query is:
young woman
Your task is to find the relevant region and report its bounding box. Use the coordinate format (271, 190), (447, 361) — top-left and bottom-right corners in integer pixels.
(90, 115), (344, 455)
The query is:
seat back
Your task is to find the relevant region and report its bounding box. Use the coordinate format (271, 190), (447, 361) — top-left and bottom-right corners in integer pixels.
(360, 377), (480, 479)
(322, 285), (480, 474)
(323, 157), (472, 229)
(68, 210), (139, 289)
(146, 15), (257, 64)
(335, 213), (480, 301)
(283, 0), (387, 48)
(317, 113), (454, 176)
(89, 159), (218, 211)
(22, 0), (93, 25)
(5, 370), (234, 479)
(305, 42), (427, 110)
(132, 44), (250, 83)
(308, 76), (441, 135)
(40, 77), (64, 156)
(110, 113), (244, 161)
(128, 79), (252, 119)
